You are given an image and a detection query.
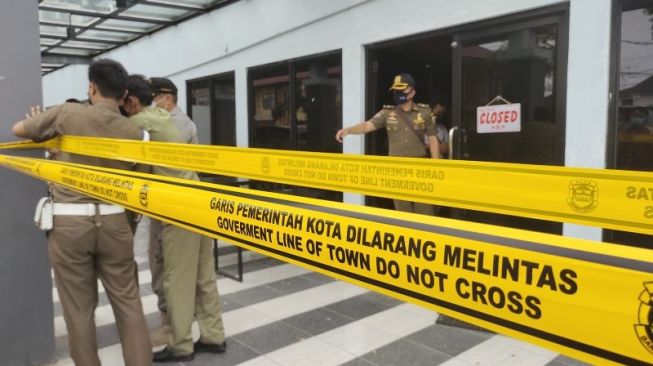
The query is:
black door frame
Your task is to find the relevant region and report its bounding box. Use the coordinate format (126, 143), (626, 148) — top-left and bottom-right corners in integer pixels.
(603, 0), (652, 245)
(246, 49), (343, 150)
(605, 0), (622, 170)
(366, 3), (569, 157)
(186, 70), (236, 146)
(364, 4), (569, 210)
(450, 12), (569, 163)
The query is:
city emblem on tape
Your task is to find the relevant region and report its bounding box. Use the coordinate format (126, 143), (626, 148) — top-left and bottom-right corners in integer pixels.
(567, 179), (599, 213)
(635, 282), (653, 355)
(139, 183), (149, 207)
(261, 157), (270, 174)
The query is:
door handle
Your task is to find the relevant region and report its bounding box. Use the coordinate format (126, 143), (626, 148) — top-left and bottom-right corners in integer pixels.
(448, 127), (458, 160)
(448, 126), (468, 160)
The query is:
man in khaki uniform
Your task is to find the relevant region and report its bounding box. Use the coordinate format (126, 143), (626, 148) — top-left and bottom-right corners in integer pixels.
(150, 77), (198, 144)
(12, 59), (152, 366)
(335, 73), (440, 215)
(122, 75), (226, 362)
(145, 78), (201, 346)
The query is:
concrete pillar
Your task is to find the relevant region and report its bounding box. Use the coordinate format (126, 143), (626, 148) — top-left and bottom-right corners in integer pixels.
(0, 1), (55, 365)
(563, 0), (612, 241)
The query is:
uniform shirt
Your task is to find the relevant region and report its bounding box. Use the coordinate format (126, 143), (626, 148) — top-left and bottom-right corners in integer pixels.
(369, 103), (436, 157)
(429, 112), (448, 144)
(170, 106), (199, 144)
(22, 101), (143, 204)
(436, 124), (449, 146)
(129, 107), (199, 181)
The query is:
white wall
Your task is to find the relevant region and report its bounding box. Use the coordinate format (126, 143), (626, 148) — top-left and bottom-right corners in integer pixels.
(42, 0), (619, 241)
(43, 0), (565, 136)
(42, 64), (88, 107)
(42, 0), (565, 203)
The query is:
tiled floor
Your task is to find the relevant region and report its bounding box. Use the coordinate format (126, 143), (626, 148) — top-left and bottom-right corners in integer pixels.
(46, 217), (589, 366)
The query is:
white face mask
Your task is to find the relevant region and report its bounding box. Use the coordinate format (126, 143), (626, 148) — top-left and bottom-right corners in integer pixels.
(153, 95), (169, 110)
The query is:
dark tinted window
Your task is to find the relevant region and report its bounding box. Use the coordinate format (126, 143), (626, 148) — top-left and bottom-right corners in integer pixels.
(610, 1), (653, 248)
(248, 53), (343, 201)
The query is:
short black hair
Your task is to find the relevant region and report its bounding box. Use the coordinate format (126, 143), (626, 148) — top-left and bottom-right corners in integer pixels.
(87, 59), (128, 101)
(150, 77), (179, 103)
(150, 77), (178, 95)
(126, 74), (154, 106)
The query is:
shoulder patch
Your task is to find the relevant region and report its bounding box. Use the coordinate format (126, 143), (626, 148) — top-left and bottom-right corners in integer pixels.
(416, 104), (432, 114)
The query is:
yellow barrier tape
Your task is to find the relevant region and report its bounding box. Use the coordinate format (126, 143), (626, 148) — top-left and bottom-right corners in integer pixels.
(0, 140), (47, 149)
(619, 133), (653, 144)
(3, 136), (651, 236)
(1, 153), (652, 365)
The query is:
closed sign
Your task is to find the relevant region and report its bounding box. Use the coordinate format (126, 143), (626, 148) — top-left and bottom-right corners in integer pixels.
(477, 103), (521, 133)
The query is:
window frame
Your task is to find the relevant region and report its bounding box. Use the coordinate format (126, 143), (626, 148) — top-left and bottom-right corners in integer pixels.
(604, 0), (653, 245)
(186, 70), (236, 146)
(247, 49), (343, 150)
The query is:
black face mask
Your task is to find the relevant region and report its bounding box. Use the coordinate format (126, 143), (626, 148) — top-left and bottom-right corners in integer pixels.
(393, 90), (410, 105)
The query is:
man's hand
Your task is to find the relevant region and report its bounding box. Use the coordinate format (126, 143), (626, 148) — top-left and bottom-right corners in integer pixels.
(336, 128), (349, 143)
(12, 121), (27, 138)
(12, 105), (43, 138)
(428, 135), (440, 159)
(335, 128), (349, 143)
(335, 122), (375, 143)
(25, 105), (42, 119)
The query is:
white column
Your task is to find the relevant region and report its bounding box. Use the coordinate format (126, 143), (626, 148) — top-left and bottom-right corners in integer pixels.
(563, 0), (612, 241)
(235, 66), (249, 148)
(341, 42), (366, 205)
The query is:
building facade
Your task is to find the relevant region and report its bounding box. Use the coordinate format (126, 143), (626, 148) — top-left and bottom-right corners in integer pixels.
(41, 0), (651, 247)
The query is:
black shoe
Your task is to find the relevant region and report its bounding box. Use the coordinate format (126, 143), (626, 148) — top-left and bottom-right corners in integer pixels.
(152, 347), (194, 363)
(194, 340), (227, 354)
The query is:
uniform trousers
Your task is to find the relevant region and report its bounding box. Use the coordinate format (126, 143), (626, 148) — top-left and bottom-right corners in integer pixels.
(149, 218), (166, 313)
(162, 223), (225, 355)
(49, 213), (151, 366)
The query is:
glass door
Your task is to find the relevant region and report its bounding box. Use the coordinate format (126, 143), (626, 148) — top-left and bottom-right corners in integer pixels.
(450, 14), (567, 233)
(187, 73), (237, 185)
(247, 52), (343, 202)
(606, 0), (653, 248)
(187, 79), (211, 145)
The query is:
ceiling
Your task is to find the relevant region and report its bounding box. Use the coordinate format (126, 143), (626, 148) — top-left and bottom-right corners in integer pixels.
(39, 0), (238, 75)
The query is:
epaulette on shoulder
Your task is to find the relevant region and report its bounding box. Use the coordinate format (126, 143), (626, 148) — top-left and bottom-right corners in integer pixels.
(382, 105), (394, 109)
